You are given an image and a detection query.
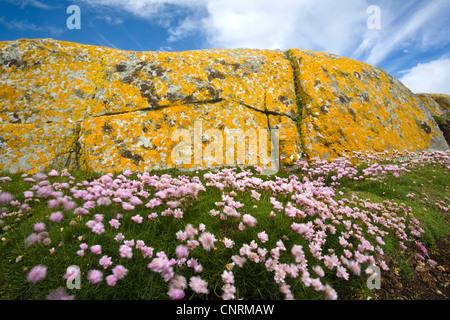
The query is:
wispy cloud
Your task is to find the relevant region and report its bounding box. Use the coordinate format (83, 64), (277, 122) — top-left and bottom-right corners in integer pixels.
(357, 0), (450, 66)
(2, 0), (55, 10)
(0, 16), (64, 36)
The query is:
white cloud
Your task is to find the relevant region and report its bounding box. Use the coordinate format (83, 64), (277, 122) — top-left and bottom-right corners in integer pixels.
(399, 57), (450, 94)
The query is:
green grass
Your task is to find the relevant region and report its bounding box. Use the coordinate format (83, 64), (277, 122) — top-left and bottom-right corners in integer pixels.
(0, 158), (448, 300)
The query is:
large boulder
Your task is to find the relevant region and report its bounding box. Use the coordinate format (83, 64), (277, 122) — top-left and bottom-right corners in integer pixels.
(287, 49), (448, 160)
(0, 39), (300, 174)
(0, 39), (447, 174)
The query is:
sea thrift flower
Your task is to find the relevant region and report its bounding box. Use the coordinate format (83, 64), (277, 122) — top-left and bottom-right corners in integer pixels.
(185, 224), (198, 239)
(324, 284), (338, 300)
(25, 233), (41, 247)
(148, 212), (158, 220)
(119, 245), (133, 258)
(198, 232), (217, 251)
(257, 231), (269, 243)
(131, 215), (143, 224)
(106, 275), (117, 286)
(223, 237), (234, 248)
(91, 222), (105, 235)
(46, 288), (74, 300)
(112, 265), (128, 280)
(0, 192), (13, 204)
(251, 190), (261, 201)
(231, 255), (246, 268)
(24, 191), (34, 199)
(87, 270), (103, 284)
(221, 270), (234, 284)
(33, 223), (45, 232)
(90, 245), (102, 255)
(49, 211), (63, 223)
(242, 214), (257, 227)
(176, 245), (189, 259)
(27, 265), (47, 283)
(189, 276), (209, 294)
(109, 219), (120, 229)
(167, 287), (185, 300)
(99, 255), (113, 269)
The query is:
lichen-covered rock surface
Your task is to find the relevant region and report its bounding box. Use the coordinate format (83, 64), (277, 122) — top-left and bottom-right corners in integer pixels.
(288, 49), (448, 160)
(417, 93), (450, 116)
(0, 39), (448, 174)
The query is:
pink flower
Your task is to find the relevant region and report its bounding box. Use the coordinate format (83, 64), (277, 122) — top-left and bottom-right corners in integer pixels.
(122, 202), (135, 211)
(24, 191), (34, 199)
(222, 284), (236, 300)
(184, 224), (198, 239)
(119, 245), (133, 258)
(223, 237), (234, 248)
(106, 275), (117, 286)
(114, 233), (125, 242)
(257, 231), (269, 243)
(87, 270), (103, 284)
(46, 288), (74, 300)
(173, 208), (183, 219)
(0, 192), (13, 204)
(167, 287), (185, 300)
(221, 270), (234, 284)
(27, 265), (47, 283)
(176, 245), (189, 259)
(49, 211), (63, 223)
(198, 232), (217, 251)
(324, 284), (338, 300)
(63, 266), (80, 280)
(231, 255), (246, 268)
(189, 276), (209, 294)
(91, 222), (105, 234)
(242, 214), (258, 227)
(25, 233), (41, 247)
(131, 215), (143, 224)
(112, 265), (128, 280)
(313, 266), (325, 277)
(33, 222), (45, 232)
(251, 190), (261, 201)
(90, 245), (102, 255)
(109, 219), (120, 229)
(336, 266), (349, 280)
(148, 212), (158, 220)
(99, 255), (112, 269)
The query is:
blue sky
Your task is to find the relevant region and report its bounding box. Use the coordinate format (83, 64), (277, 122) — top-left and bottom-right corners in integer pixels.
(1, 0), (449, 94)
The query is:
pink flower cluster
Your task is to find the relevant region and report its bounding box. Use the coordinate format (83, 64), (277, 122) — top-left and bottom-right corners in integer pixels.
(5, 150), (447, 300)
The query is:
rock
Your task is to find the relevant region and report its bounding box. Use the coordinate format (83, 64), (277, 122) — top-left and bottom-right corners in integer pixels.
(288, 49), (448, 160)
(0, 39), (448, 174)
(417, 93), (450, 115)
(438, 119), (450, 147)
(417, 93), (450, 116)
(1, 39), (300, 173)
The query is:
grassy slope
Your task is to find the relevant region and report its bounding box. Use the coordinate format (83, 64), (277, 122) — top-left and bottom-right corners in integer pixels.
(0, 160), (448, 300)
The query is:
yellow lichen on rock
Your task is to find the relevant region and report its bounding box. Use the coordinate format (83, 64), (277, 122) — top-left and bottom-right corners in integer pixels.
(288, 49), (447, 160)
(417, 93), (450, 116)
(1, 38), (448, 174)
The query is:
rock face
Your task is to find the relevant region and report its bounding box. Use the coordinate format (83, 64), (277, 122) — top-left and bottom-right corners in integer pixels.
(0, 39), (448, 174)
(287, 49), (448, 160)
(417, 93), (450, 117)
